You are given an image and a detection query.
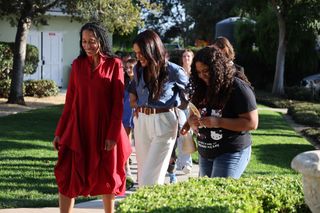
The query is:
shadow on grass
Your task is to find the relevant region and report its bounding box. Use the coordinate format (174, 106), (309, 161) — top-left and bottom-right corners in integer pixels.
(253, 143), (313, 169)
(0, 140), (53, 152)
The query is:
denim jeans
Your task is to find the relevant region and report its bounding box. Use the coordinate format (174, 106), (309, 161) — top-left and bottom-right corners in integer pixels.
(199, 145), (251, 179)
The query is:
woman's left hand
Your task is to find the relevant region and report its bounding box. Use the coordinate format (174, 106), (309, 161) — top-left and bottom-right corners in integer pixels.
(200, 116), (219, 128)
(105, 139), (116, 151)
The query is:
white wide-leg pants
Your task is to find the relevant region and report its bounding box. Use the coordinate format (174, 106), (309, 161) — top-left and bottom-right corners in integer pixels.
(133, 111), (178, 187)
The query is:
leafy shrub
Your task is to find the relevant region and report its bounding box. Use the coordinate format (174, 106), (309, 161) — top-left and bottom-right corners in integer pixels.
(24, 44), (39, 75)
(285, 86), (319, 102)
(24, 80), (59, 97)
(288, 102), (320, 127)
(292, 111), (320, 126)
(301, 127), (320, 149)
(0, 79), (26, 98)
(0, 42), (39, 79)
(255, 90), (295, 108)
(0, 43), (13, 80)
(0, 79), (12, 98)
(288, 102), (320, 116)
(117, 176), (309, 213)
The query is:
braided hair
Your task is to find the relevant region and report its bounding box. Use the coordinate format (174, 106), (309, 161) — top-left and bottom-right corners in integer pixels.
(79, 22), (114, 58)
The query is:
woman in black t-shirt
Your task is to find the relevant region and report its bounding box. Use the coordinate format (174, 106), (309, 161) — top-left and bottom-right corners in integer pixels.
(182, 46), (258, 178)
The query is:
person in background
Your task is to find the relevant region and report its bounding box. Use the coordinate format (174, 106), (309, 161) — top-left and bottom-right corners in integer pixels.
(52, 22), (131, 213)
(122, 58), (137, 187)
(176, 49), (194, 174)
(212, 36), (244, 73)
(182, 45), (258, 179)
(167, 49), (195, 183)
(129, 29), (189, 187)
(181, 49), (194, 76)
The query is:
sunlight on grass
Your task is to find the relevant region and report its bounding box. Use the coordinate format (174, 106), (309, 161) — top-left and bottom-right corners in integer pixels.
(0, 105), (316, 208)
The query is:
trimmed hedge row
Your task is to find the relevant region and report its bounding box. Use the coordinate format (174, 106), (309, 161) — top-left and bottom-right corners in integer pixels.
(287, 102), (320, 127)
(24, 80), (59, 97)
(117, 176), (309, 213)
(0, 79), (59, 98)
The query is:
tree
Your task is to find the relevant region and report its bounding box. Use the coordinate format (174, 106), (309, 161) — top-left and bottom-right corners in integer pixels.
(181, 0), (241, 43)
(0, 0), (151, 105)
(240, 0), (320, 96)
(143, 0), (186, 42)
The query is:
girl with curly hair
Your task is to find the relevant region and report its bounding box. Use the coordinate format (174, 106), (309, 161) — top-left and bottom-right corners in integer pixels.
(182, 45), (258, 178)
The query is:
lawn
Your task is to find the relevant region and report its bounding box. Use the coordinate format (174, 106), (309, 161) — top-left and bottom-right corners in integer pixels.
(0, 105), (315, 208)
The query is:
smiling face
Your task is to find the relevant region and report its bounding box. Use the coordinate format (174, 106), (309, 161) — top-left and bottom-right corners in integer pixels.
(125, 62), (135, 78)
(133, 43), (148, 67)
(81, 30), (100, 57)
(182, 51), (194, 67)
(195, 61), (210, 86)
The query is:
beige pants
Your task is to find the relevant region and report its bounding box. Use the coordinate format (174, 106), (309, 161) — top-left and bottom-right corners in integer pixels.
(133, 111), (178, 187)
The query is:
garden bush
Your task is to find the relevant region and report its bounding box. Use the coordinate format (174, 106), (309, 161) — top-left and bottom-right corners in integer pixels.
(301, 127), (320, 149)
(24, 80), (59, 97)
(255, 90), (295, 108)
(0, 79), (12, 98)
(117, 176), (309, 213)
(0, 42), (39, 79)
(0, 43), (13, 80)
(288, 102), (320, 127)
(285, 86), (319, 102)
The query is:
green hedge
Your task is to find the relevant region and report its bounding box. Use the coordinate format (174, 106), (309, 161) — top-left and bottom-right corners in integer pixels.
(0, 79), (59, 98)
(255, 90), (295, 108)
(0, 42), (39, 80)
(117, 176), (309, 213)
(288, 102), (320, 126)
(0, 79), (13, 98)
(285, 86), (320, 102)
(24, 80), (59, 97)
(0, 43), (13, 80)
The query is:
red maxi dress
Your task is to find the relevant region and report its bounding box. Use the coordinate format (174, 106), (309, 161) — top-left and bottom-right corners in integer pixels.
(54, 55), (131, 198)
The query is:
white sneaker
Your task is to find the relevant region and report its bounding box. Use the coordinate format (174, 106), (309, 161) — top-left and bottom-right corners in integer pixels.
(182, 165), (192, 174)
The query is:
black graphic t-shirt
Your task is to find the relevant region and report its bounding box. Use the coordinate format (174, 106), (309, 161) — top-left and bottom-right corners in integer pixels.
(197, 78), (257, 159)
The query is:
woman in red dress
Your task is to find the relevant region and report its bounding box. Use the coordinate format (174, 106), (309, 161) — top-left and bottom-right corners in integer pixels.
(52, 22), (131, 213)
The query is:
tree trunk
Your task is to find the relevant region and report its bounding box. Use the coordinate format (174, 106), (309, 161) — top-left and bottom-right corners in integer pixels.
(272, 8), (286, 96)
(7, 17), (31, 105)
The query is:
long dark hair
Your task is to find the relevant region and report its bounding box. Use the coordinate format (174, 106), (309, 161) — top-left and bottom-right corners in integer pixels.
(189, 46), (236, 109)
(133, 30), (168, 101)
(79, 22), (113, 58)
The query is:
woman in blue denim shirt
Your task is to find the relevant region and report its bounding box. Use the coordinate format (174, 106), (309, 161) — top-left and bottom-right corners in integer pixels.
(129, 30), (188, 186)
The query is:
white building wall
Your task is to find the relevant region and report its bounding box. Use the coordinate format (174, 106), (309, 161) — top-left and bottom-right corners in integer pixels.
(0, 16), (113, 88)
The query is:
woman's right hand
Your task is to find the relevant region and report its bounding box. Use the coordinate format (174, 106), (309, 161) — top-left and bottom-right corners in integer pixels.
(53, 136), (60, 151)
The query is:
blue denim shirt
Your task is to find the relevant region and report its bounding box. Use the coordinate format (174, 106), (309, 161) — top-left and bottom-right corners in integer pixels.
(129, 61), (189, 108)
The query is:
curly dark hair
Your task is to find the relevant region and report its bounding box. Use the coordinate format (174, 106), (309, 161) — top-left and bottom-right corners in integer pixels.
(189, 46), (236, 109)
(132, 30), (168, 101)
(78, 22), (114, 58)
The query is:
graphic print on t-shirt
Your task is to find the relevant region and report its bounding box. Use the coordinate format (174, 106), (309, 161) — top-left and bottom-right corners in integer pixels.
(211, 130), (222, 140)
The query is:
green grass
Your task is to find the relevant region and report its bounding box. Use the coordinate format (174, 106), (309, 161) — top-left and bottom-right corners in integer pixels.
(191, 108), (313, 175)
(246, 109), (313, 176)
(0, 105), (96, 208)
(0, 105), (315, 208)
